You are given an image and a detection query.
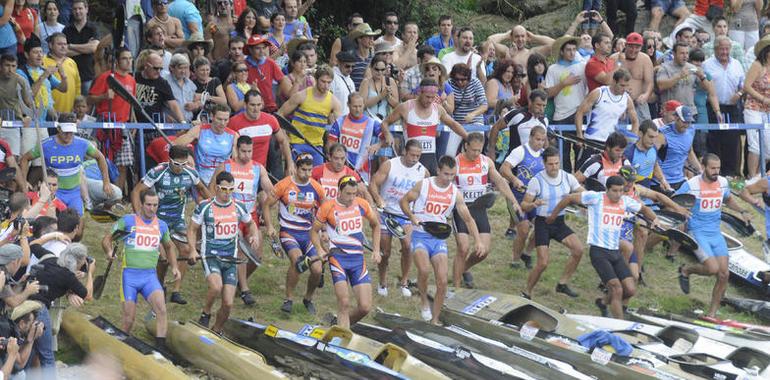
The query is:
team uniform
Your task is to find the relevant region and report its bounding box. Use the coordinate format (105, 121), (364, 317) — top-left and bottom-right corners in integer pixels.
(378, 158), (427, 235)
(194, 125), (238, 185)
(222, 159), (262, 232)
(584, 86), (631, 143)
(311, 163), (361, 201)
(505, 144), (544, 221)
(579, 152), (632, 187)
(497, 108), (548, 163)
(290, 88), (334, 165)
(327, 114), (382, 182)
(453, 153), (494, 234)
(582, 191), (642, 283)
(272, 177), (324, 258)
(411, 178), (458, 258)
(142, 163), (202, 235)
(624, 143), (658, 188)
(526, 170), (581, 246)
(192, 198), (252, 285)
(675, 175), (731, 262)
(403, 99), (440, 175)
(659, 123), (695, 189)
(29, 136), (98, 215)
(316, 198), (375, 286)
(112, 214), (171, 302)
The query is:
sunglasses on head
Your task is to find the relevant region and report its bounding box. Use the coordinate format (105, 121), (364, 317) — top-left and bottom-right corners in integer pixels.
(170, 159), (188, 166)
(339, 175), (358, 187)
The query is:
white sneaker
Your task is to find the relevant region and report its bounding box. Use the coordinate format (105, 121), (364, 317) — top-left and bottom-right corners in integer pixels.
(377, 285), (388, 296)
(400, 285), (412, 297)
(420, 307), (432, 321)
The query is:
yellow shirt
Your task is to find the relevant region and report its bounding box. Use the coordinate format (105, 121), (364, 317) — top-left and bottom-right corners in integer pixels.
(290, 88), (333, 146)
(42, 56), (81, 113)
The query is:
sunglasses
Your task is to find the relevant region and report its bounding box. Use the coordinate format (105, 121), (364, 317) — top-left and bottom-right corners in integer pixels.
(151, 66), (163, 71)
(296, 153), (314, 162)
(235, 67), (248, 72)
(218, 185), (235, 193)
(170, 159), (188, 166)
(374, 67), (387, 72)
(339, 175), (358, 187)
(454, 77), (469, 82)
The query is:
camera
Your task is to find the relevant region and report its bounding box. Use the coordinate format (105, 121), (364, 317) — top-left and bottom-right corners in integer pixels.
(0, 337), (25, 350)
(26, 264), (48, 293)
(79, 256), (94, 273)
(389, 64), (399, 78)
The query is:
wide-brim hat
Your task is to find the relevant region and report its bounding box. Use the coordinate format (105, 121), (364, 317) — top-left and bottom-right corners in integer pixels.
(420, 56), (447, 79)
(286, 37), (313, 57)
(756, 36), (770, 58)
(10, 301), (42, 322)
(551, 35), (580, 60)
(349, 23), (381, 40)
(373, 42), (395, 55)
(183, 35), (214, 51)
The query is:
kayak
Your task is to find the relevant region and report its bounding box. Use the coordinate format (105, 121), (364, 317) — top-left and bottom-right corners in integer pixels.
(628, 308), (770, 354)
(350, 322), (540, 380)
(372, 311), (595, 380)
(144, 315), (287, 380)
(718, 233), (769, 295)
(722, 296), (770, 325)
(699, 314), (770, 334)
(314, 325), (449, 380)
(438, 307), (688, 380)
(222, 318), (406, 379)
(61, 310), (187, 380)
(568, 314), (738, 359)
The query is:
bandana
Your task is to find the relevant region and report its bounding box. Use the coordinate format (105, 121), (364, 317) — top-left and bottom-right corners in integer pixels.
(419, 85), (439, 94)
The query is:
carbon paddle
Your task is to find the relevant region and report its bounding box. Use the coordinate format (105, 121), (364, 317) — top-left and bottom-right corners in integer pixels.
(378, 209), (452, 240)
(107, 75), (172, 144)
(93, 229), (131, 299)
(633, 214), (699, 251)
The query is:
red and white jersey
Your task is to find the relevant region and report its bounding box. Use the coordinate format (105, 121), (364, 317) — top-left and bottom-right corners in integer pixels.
(404, 99), (440, 154)
(311, 163), (361, 201)
(455, 153), (492, 203)
(413, 177), (458, 230)
(315, 198), (373, 255)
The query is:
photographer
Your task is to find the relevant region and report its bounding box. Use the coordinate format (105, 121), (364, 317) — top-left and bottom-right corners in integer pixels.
(9, 301), (44, 379)
(0, 245), (38, 310)
(26, 209), (79, 272)
(0, 193), (34, 247)
(27, 243), (94, 378)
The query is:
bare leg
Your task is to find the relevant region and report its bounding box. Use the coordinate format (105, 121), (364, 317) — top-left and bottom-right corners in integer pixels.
(147, 290), (168, 337)
(606, 279), (625, 319)
(378, 233), (393, 288)
(398, 227), (413, 287)
(173, 241), (191, 293)
(430, 253), (449, 325)
(512, 221), (531, 261)
(333, 280), (352, 328)
(525, 245), (550, 295)
(558, 234), (583, 285)
(350, 283), (373, 325)
(285, 249), (303, 300)
(672, 6), (690, 26)
(414, 249), (431, 312)
(203, 274), (223, 314)
(463, 233), (492, 270)
(304, 259), (322, 300)
(212, 284), (236, 333)
(121, 301), (137, 333)
(649, 7), (664, 31)
(707, 257), (730, 317)
(620, 276), (637, 318)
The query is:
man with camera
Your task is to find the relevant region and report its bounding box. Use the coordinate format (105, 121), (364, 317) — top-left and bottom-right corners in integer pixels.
(1, 301), (44, 380)
(27, 243), (94, 378)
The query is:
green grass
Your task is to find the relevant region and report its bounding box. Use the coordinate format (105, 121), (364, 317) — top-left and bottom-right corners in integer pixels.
(61, 196), (769, 367)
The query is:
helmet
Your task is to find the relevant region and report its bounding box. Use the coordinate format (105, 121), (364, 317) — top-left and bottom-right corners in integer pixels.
(619, 165), (638, 183)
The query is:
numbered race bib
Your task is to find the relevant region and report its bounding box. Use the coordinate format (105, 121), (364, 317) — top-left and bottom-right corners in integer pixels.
(212, 206), (239, 240)
(336, 215), (363, 236)
(600, 204), (624, 232)
(340, 134), (362, 152)
(424, 200), (449, 216)
(699, 193), (722, 213)
(234, 177), (255, 198)
(323, 184), (338, 200)
(134, 232), (160, 250)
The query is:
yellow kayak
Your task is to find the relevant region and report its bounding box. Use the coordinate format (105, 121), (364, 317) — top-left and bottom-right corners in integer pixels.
(144, 315), (286, 380)
(61, 310), (187, 380)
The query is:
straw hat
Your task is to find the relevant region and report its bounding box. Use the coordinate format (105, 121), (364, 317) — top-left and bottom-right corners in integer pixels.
(349, 23), (381, 40)
(286, 37), (313, 57)
(551, 35), (580, 60)
(420, 56), (447, 79)
(183, 35), (214, 51)
(755, 36), (770, 58)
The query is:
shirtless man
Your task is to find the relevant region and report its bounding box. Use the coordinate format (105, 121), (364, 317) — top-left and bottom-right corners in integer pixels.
(394, 22), (419, 70)
(486, 25), (555, 67)
(611, 32), (654, 122)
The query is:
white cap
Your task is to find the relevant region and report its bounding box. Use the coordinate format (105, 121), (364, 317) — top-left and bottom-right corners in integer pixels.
(57, 122), (77, 133)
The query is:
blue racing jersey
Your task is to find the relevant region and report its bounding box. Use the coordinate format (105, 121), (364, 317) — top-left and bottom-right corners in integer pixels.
(675, 175), (730, 233)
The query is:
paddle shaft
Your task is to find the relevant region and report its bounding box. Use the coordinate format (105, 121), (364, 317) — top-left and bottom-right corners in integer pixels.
(107, 75), (172, 144)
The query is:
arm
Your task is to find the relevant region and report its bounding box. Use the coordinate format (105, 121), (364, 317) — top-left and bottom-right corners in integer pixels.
(574, 89), (600, 140)
(701, 78), (722, 119)
(67, 39), (100, 55)
(520, 192), (539, 212)
(309, 220), (326, 258)
(368, 160), (390, 208)
(656, 69), (686, 91)
(626, 96), (639, 135)
(364, 207), (381, 261)
(186, 20), (200, 38)
(0, 0), (12, 25)
(277, 76), (291, 102)
(548, 192), (582, 221)
(277, 90), (304, 118)
(380, 104), (403, 137)
(225, 84), (246, 112)
(653, 161), (671, 191)
(438, 107), (468, 139)
(172, 124), (201, 146)
(485, 79), (499, 110)
(386, 80), (399, 108)
(486, 31), (513, 58)
(1, 338), (18, 380)
(455, 191), (485, 255)
(486, 117), (505, 158)
(195, 179), (212, 200)
(210, 83), (227, 105)
(545, 72), (581, 98)
(262, 191), (279, 239)
(399, 181), (421, 225)
(639, 186), (689, 215)
(329, 38), (342, 67)
(186, 221), (200, 261)
(744, 62), (766, 103)
(564, 11), (587, 37)
(130, 182), (150, 213)
(738, 180), (767, 209)
(165, 20), (185, 48)
(274, 129), (294, 175)
(208, 165), (225, 194)
(88, 149), (112, 195)
(489, 164), (521, 211)
(687, 148), (701, 173)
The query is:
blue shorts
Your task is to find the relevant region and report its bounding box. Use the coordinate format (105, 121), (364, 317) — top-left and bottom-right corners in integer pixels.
(652, 0), (686, 14)
(379, 213), (411, 236)
(160, 216), (187, 233)
(57, 187), (84, 216)
(121, 268), (163, 303)
(692, 232), (729, 262)
(291, 144), (324, 166)
(329, 252), (370, 287)
(411, 230), (448, 258)
(620, 221), (635, 242)
(203, 256), (238, 285)
(280, 229), (318, 257)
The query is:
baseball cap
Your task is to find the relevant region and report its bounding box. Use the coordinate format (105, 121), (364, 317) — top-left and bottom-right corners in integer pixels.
(663, 100), (682, 112)
(675, 105), (694, 122)
(626, 32), (643, 46)
(335, 51), (357, 63)
(57, 122), (77, 133)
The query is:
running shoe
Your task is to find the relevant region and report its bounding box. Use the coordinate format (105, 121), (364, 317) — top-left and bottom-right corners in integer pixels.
(400, 285), (412, 297)
(240, 291), (256, 306)
(504, 228), (516, 240)
(420, 307), (432, 322)
(281, 299), (293, 313)
(555, 283), (579, 298)
(303, 299), (316, 315)
(520, 291), (531, 300)
(678, 265), (690, 294)
(170, 292), (187, 305)
(377, 285), (388, 297)
(595, 298), (609, 318)
(462, 272), (475, 289)
(198, 312), (211, 328)
(521, 254), (533, 269)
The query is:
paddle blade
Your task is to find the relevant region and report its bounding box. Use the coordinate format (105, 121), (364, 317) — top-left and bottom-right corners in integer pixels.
(93, 275), (106, 299)
(584, 177), (606, 192)
(721, 212), (755, 238)
(472, 191), (498, 209)
(384, 216), (406, 239)
(665, 228), (699, 252)
(91, 208), (120, 223)
(671, 193), (696, 209)
(655, 209), (687, 228)
(421, 221), (452, 240)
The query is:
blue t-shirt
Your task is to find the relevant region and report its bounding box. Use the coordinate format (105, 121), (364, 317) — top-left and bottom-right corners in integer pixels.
(0, 5), (17, 48)
(675, 175), (731, 233)
(426, 35), (453, 56)
(624, 143), (658, 187)
(660, 124), (695, 184)
(167, 0), (202, 38)
(284, 20), (312, 40)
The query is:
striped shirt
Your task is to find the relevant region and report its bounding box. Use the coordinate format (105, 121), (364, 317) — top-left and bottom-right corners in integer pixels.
(526, 170), (581, 217)
(450, 77), (487, 125)
(351, 53), (372, 90)
(582, 191), (642, 250)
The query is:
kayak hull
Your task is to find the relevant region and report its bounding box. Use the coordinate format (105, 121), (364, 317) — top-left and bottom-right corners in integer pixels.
(61, 310), (187, 380)
(144, 316), (286, 380)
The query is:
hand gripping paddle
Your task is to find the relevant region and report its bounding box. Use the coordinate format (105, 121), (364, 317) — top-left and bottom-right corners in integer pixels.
(378, 208), (452, 240)
(633, 214), (699, 252)
(93, 229), (131, 299)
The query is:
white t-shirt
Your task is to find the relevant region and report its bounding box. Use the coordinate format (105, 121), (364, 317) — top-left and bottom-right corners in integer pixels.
(504, 143), (542, 168)
(544, 61), (588, 121)
(375, 35), (403, 49)
(442, 51), (482, 79)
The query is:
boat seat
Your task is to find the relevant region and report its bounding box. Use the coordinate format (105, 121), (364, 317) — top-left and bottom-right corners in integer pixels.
(321, 326), (383, 359)
(498, 305), (558, 332)
(656, 325), (698, 351)
(727, 347), (770, 373)
(373, 344), (408, 371)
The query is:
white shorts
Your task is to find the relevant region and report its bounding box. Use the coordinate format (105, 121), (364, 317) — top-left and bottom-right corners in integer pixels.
(743, 108), (770, 158)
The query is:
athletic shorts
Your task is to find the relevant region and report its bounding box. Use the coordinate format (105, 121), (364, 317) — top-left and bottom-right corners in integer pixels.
(280, 229), (318, 257)
(589, 245), (633, 283)
(652, 0), (686, 14)
(379, 213), (411, 235)
(629, 251), (638, 264)
(620, 220), (635, 242)
(121, 268), (163, 303)
(514, 190), (537, 221)
(57, 187), (83, 216)
(534, 216), (575, 247)
(292, 143), (324, 166)
(419, 153), (438, 176)
(202, 256), (238, 286)
(328, 251), (370, 287)
(453, 206), (491, 234)
(692, 231), (729, 262)
(411, 230), (447, 258)
(159, 216), (187, 234)
(238, 211), (258, 235)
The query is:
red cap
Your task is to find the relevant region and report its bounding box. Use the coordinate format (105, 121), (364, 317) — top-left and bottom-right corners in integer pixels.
(664, 100), (682, 112)
(245, 35), (270, 47)
(626, 32), (643, 46)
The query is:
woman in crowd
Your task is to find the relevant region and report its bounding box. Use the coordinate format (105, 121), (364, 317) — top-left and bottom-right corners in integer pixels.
(281, 50), (314, 102)
(225, 61), (251, 114)
(448, 63), (487, 155)
(728, 0), (762, 52)
(38, 0), (62, 55)
(192, 57), (227, 121)
(267, 11), (288, 56)
(420, 56), (454, 112)
(12, 0), (38, 53)
(613, 37), (626, 54)
(526, 52), (547, 95)
(743, 38), (770, 177)
(360, 55), (399, 121)
(485, 59), (519, 123)
(232, 7), (259, 41)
